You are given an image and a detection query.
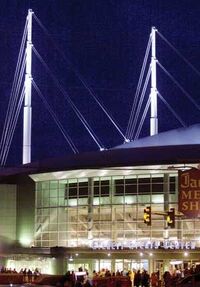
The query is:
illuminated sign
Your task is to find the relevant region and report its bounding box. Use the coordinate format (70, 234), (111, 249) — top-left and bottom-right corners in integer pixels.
(91, 240), (196, 250)
(179, 168), (200, 218)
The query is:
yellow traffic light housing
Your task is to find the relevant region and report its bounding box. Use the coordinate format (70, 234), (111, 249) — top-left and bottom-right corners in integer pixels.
(144, 206), (151, 226)
(167, 208), (175, 228)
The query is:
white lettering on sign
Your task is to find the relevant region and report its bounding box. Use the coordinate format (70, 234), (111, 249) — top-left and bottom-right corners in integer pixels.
(91, 240), (196, 250)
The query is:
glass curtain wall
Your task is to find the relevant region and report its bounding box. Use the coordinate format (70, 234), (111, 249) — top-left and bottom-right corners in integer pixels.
(34, 171), (200, 248)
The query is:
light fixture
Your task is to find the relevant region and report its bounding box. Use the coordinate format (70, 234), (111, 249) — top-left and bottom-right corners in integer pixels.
(170, 260), (183, 265)
(140, 252), (143, 257)
(69, 256), (73, 261)
(75, 253), (79, 256)
(184, 252), (188, 257)
(107, 253), (111, 257)
(149, 253), (153, 257)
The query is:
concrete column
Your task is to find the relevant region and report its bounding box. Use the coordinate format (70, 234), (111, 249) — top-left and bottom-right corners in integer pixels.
(111, 259), (115, 273)
(163, 259), (171, 272)
(149, 258), (153, 276)
(163, 174), (169, 239)
(51, 257), (65, 275)
(88, 178), (94, 240)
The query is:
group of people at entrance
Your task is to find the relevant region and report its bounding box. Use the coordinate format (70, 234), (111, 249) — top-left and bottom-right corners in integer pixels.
(127, 269), (159, 287)
(132, 269), (150, 287)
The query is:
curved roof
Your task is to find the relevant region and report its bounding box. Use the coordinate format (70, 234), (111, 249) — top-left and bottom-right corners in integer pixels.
(0, 125), (199, 181)
(114, 124), (200, 149)
(18, 144), (200, 176)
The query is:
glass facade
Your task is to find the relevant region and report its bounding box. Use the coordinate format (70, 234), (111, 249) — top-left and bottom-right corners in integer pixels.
(34, 169), (200, 248)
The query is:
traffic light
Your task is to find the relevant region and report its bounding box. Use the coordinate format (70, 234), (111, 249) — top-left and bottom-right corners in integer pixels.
(144, 206), (151, 226)
(167, 208), (175, 228)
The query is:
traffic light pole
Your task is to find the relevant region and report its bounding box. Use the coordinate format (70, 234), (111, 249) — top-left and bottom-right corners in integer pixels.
(143, 206), (182, 228)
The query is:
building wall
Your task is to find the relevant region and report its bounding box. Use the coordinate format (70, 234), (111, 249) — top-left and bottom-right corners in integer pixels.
(0, 184), (17, 242)
(16, 175), (35, 247)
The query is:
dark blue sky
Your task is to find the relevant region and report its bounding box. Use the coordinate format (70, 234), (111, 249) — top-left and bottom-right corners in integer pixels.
(0, 0), (199, 165)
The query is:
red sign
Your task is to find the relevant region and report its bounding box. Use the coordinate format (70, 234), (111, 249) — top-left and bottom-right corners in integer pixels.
(178, 168), (200, 218)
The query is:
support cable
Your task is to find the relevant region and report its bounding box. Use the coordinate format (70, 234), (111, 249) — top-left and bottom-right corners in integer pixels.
(0, 55), (26, 150)
(32, 46), (105, 150)
(157, 91), (186, 127)
(129, 66), (151, 140)
(33, 14), (125, 141)
(1, 87), (25, 166)
(158, 61), (200, 110)
(0, 56), (26, 164)
(0, 21), (27, 155)
(32, 81), (78, 154)
(9, 20), (27, 110)
(134, 98), (151, 140)
(126, 35), (151, 140)
(157, 30), (200, 78)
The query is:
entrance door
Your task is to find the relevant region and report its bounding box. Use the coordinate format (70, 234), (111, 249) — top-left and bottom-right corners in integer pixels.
(115, 259), (148, 273)
(68, 262), (89, 272)
(99, 260), (112, 271)
(155, 260), (164, 279)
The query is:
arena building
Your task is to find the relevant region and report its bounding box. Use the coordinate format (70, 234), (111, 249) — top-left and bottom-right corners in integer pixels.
(0, 124), (199, 277)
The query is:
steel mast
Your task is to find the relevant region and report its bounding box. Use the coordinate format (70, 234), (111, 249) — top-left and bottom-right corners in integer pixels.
(23, 9), (33, 164)
(150, 27), (158, 136)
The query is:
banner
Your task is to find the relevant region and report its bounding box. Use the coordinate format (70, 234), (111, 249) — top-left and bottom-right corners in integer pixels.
(178, 168), (200, 218)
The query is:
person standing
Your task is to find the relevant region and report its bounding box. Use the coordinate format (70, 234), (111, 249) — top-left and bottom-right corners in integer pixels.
(134, 270), (141, 287)
(141, 270), (150, 287)
(150, 272), (158, 287)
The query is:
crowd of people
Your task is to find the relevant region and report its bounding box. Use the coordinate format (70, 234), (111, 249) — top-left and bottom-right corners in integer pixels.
(93, 268), (152, 287)
(63, 265), (200, 287)
(1, 265), (199, 286)
(0, 266), (41, 282)
(61, 268), (151, 287)
(163, 265), (200, 287)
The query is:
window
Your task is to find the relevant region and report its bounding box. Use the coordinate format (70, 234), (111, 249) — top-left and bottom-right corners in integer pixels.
(94, 180), (110, 197)
(115, 176), (176, 196)
(78, 182), (88, 197)
(66, 182), (77, 198)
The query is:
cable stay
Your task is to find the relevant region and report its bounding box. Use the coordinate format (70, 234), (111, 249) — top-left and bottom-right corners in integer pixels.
(32, 46), (105, 151)
(0, 19), (27, 165)
(0, 86), (25, 165)
(158, 61), (200, 111)
(157, 91), (186, 128)
(32, 14), (126, 142)
(1, 86), (25, 166)
(134, 98), (151, 140)
(128, 66), (151, 140)
(0, 55), (26, 164)
(126, 35), (151, 140)
(157, 30), (200, 78)
(32, 81), (78, 154)
(126, 27), (199, 142)
(0, 57), (26, 165)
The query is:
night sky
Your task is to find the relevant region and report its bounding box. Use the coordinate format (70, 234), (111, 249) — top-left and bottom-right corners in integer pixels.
(0, 0), (199, 166)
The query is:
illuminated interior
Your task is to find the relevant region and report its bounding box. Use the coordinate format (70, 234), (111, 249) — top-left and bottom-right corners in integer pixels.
(33, 166), (200, 248)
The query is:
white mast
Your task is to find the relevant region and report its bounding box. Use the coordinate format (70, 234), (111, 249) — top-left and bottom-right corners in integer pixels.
(150, 26), (158, 136)
(23, 9), (33, 164)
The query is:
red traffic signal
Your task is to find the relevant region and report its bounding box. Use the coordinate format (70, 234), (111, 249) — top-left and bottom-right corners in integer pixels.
(144, 206), (151, 226)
